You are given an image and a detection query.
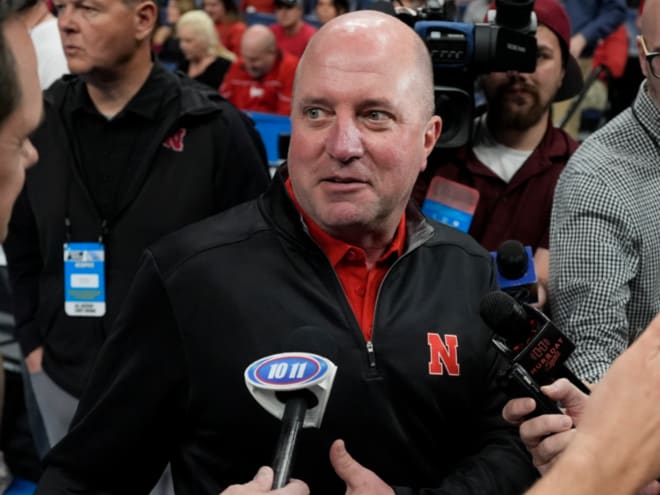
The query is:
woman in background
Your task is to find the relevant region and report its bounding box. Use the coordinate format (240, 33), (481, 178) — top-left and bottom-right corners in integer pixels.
(152, 0), (196, 71)
(203, 0), (247, 56)
(177, 10), (236, 89)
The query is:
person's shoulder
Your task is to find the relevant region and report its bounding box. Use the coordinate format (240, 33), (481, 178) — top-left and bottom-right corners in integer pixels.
(280, 51), (300, 71)
(172, 69), (243, 120)
(43, 73), (81, 103)
(565, 108), (642, 175)
(147, 199), (267, 279)
(422, 215), (492, 262)
(302, 22), (318, 34)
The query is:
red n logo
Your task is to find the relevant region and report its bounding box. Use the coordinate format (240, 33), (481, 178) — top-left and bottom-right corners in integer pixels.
(162, 128), (187, 152)
(427, 333), (460, 376)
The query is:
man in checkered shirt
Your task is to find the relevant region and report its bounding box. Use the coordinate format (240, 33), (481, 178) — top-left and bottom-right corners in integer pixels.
(548, 0), (660, 384)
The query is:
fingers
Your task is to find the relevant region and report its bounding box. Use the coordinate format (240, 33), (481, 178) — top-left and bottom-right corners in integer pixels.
(540, 379), (588, 421)
(252, 466), (274, 490)
(502, 397), (536, 425)
(527, 429), (576, 475)
(519, 413), (573, 449)
(638, 480), (660, 495)
(329, 439), (395, 495)
(275, 479), (310, 495)
(219, 466), (310, 495)
(329, 439), (360, 483)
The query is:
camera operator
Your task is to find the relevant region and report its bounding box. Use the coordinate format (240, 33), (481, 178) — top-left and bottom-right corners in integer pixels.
(413, 0), (583, 308)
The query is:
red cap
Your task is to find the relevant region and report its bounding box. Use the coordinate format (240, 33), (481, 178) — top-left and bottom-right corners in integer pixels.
(488, 0), (583, 101)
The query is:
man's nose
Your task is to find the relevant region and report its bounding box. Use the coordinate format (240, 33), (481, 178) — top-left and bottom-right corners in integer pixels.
(57, 4), (78, 33)
(325, 115), (364, 163)
(21, 139), (39, 170)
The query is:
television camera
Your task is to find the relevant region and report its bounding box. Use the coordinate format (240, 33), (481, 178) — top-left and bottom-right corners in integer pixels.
(396, 0), (539, 148)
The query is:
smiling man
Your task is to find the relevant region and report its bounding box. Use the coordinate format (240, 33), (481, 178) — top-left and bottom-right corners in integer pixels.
(35, 10), (537, 495)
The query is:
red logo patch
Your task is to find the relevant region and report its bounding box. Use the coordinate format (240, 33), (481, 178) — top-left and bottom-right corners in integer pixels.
(427, 333), (460, 376)
(162, 128), (187, 152)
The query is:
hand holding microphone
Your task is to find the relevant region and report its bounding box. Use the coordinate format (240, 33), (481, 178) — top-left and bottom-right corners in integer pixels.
(479, 290), (591, 420)
(244, 327), (338, 489)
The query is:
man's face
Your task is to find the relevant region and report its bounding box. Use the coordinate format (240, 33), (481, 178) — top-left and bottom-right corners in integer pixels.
(288, 28), (441, 245)
(55, 0), (148, 76)
(0, 20), (42, 242)
(275, 3), (302, 30)
(481, 25), (565, 130)
(639, 1), (660, 106)
(241, 43), (276, 79)
(203, 0), (224, 23)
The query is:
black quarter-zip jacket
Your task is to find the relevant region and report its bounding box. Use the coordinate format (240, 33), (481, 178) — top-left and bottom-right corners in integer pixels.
(38, 168), (537, 495)
(4, 64), (270, 397)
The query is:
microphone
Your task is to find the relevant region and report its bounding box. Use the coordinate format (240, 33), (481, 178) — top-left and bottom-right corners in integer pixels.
(491, 240), (538, 304)
(480, 291), (591, 416)
(244, 327), (338, 489)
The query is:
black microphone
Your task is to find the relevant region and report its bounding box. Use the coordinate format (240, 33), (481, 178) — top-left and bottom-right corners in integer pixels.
(492, 240), (539, 304)
(244, 327), (338, 489)
(480, 291), (591, 416)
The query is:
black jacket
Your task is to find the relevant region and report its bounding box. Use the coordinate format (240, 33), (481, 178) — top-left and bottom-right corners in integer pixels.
(4, 65), (270, 396)
(37, 168), (537, 495)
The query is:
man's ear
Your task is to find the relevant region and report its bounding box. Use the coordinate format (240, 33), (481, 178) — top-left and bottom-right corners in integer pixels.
(134, 1), (158, 42)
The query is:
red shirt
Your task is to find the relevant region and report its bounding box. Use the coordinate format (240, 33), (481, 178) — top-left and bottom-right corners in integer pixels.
(215, 21), (246, 57)
(270, 22), (317, 58)
(285, 179), (406, 341)
(219, 51), (298, 115)
(414, 119), (577, 252)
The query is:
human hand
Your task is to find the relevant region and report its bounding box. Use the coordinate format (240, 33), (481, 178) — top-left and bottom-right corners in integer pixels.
(25, 346), (43, 373)
(220, 466), (309, 495)
(502, 379), (588, 474)
(330, 439), (395, 495)
(569, 33), (586, 59)
(564, 313), (660, 490)
(638, 480), (660, 495)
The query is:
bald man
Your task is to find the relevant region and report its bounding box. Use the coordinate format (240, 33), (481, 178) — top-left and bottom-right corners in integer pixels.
(220, 24), (298, 115)
(36, 11), (537, 495)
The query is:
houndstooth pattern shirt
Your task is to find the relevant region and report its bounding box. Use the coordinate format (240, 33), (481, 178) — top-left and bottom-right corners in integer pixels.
(548, 81), (660, 383)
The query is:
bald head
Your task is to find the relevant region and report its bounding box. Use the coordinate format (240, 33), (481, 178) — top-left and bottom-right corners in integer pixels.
(296, 10), (435, 119)
(240, 24), (279, 78)
(241, 24), (277, 56)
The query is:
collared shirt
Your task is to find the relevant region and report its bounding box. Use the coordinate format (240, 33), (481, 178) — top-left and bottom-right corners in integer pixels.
(66, 63), (173, 220)
(285, 179), (405, 341)
(219, 51), (298, 116)
(414, 114), (577, 252)
(549, 81), (660, 382)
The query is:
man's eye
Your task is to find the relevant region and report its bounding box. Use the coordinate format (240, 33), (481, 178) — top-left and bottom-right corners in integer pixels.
(306, 108), (323, 119)
(367, 110), (388, 121)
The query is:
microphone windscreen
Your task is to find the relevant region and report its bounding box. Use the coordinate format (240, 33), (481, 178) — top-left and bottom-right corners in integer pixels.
(479, 290), (529, 343)
(496, 240), (529, 280)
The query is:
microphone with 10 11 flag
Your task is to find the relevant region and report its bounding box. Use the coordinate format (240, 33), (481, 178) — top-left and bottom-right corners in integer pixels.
(244, 327), (337, 489)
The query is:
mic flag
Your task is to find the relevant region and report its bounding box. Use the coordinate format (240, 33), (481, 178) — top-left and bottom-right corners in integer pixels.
(244, 327), (338, 489)
(422, 176), (479, 233)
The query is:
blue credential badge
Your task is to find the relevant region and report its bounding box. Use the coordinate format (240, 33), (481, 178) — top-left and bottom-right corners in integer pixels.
(64, 242), (106, 317)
